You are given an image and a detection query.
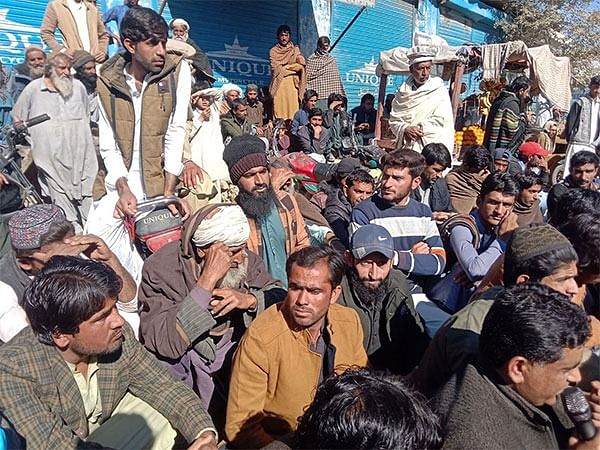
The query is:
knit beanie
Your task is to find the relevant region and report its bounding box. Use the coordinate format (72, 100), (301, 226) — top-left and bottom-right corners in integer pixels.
(71, 50), (95, 71)
(506, 223), (573, 262)
(223, 136), (268, 184)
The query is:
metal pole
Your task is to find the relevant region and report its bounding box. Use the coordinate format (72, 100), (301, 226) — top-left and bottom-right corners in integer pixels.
(158, 0), (168, 16)
(330, 5), (367, 52)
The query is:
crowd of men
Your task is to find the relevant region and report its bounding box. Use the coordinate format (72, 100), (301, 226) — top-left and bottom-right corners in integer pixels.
(0, 2), (599, 449)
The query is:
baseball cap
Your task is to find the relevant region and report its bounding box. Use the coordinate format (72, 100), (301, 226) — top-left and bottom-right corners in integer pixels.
(519, 141), (549, 157)
(493, 148), (512, 161)
(350, 224), (394, 260)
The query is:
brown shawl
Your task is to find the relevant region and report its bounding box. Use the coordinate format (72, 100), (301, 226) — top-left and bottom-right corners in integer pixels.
(269, 42), (306, 101)
(445, 168), (489, 214)
(513, 199), (544, 227)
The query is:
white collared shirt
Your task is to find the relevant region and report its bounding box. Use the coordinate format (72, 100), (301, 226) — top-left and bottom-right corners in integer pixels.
(66, 0), (91, 52)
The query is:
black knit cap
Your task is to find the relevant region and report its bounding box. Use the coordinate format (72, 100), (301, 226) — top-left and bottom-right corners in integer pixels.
(223, 135), (268, 184)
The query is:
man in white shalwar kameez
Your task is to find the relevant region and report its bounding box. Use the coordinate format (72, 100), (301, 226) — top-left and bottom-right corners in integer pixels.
(389, 46), (455, 153)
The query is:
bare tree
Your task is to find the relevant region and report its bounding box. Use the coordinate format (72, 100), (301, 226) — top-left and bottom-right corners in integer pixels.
(495, 0), (600, 86)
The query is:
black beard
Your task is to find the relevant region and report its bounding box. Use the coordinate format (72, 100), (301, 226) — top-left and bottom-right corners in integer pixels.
(247, 98), (258, 106)
(237, 185), (277, 219)
(76, 74), (97, 93)
(348, 268), (390, 308)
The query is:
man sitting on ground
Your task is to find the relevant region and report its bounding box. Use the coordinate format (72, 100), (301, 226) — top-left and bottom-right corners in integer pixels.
(513, 170), (544, 227)
(436, 172), (519, 313)
(296, 108), (330, 160)
(223, 136), (309, 288)
(225, 246), (368, 448)
(411, 223), (580, 397)
(434, 283), (594, 450)
(492, 148), (512, 173)
(221, 98), (253, 144)
(138, 204), (285, 431)
(323, 167), (374, 248)
(410, 142), (454, 223)
(339, 224), (428, 375)
(0, 205), (137, 342)
(445, 145), (491, 214)
(548, 150), (599, 219)
(295, 368), (441, 450)
(0, 256), (217, 449)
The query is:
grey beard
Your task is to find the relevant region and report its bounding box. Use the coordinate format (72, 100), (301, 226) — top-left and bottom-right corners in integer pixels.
(30, 65), (45, 79)
(50, 71), (73, 99)
(198, 257), (248, 289)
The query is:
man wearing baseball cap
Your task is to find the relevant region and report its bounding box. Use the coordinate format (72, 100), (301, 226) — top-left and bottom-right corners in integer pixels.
(337, 224), (429, 375)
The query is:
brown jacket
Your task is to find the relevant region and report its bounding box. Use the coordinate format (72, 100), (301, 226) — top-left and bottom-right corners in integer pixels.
(246, 190), (310, 257)
(41, 0), (108, 61)
(225, 302), (368, 448)
(97, 52), (184, 198)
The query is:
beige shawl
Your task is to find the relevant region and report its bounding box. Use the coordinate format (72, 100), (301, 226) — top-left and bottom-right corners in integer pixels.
(269, 42), (306, 101)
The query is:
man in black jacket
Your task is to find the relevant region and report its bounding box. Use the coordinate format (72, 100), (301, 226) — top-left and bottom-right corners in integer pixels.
(323, 167), (374, 248)
(338, 224), (429, 375)
(434, 283), (595, 450)
(410, 143), (454, 223)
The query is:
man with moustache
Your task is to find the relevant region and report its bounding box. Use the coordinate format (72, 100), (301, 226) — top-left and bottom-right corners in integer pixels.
(138, 204), (285, 432)
(12, 53), (98, 231)
(223, 135), (309, 287)
(439, 172), (519, 313)
(0, 256), (218, 449)
(225, 246), (368, 448)
(7, 46), (46, 102)
(72, 50), (99, 125)
(338, 224), (429, 375)
(389, 46), (454, 152)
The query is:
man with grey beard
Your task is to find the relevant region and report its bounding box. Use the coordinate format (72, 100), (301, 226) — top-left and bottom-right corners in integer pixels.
(11, 53), (97, 231)
(138, 203), (285, 434)
(338, 224), (429, 375)
(7, 45), (46, 102)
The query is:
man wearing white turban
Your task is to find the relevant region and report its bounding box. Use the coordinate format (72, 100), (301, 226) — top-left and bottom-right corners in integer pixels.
(138, 203), (286, 433)
(389, 46), (455, 153)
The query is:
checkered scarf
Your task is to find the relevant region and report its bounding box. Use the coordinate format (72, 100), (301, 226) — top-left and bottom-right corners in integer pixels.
(306, 52), (345, 100)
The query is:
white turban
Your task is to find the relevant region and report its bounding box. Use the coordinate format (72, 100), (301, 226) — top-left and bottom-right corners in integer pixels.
(221, 83), (243, 96)
(192, 205), (250, 248)
(407, 45), (437, 65)
(170, 18), (190, 30)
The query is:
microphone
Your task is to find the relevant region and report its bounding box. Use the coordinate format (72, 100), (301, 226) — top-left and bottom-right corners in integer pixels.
(562, 386), (597, 441)
(13, 113), (51, 133)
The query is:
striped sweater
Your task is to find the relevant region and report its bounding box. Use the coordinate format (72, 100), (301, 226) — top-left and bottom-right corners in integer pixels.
(483, 90), (526, 153)
(350, 195), (446, 277)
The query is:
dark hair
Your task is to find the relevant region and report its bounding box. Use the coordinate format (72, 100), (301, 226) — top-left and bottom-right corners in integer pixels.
(514, 170), (544, 191)
(120, 6), (168, 44)
(550, 189), (600, 227)
(286, 245), (345, 288)
(479, 171), (518, 199)
(303, 89), (318, 106)
(559, 213), (600, 277)
(360, 93), (375, 104)
(23, 256), (123, 345)
(276, 24), (291, 37)
(462, 145), (492, 172)
(327, 92), (345, 108)
(381, 149), (425, 179)
(230, 98), (247, 111)
(296, 368), (442, 450)
(317, 36), (330, 48)
(345, 168), (374, 189)
(422, 143), (451, 169)
(308, 107), (323, 119)
(590, 75), (600, 86)
(14, 220), (75, 259)
(503, 244), (578, 285)
(570, 150), (599, 170)
(506, 76), (531, 93)
(480, 283), (590, 368)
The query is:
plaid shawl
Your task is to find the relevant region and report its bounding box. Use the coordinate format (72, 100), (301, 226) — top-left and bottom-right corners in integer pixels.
(306, 52), (345, 100)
